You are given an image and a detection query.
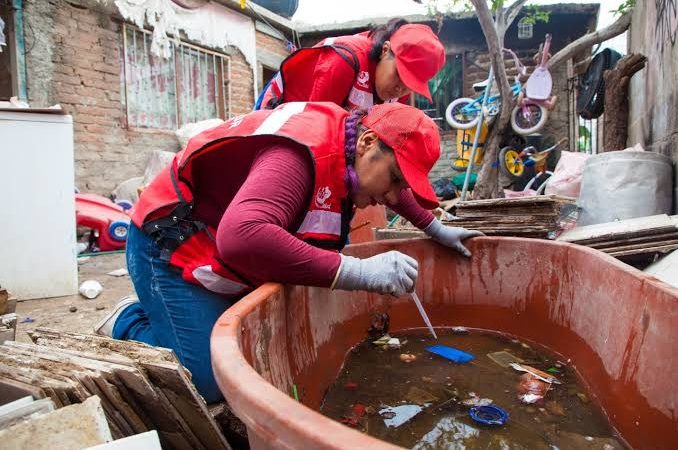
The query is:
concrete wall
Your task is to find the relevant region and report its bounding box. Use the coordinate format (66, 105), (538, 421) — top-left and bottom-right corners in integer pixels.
(22, 0), (266, 195)
(628, 0), (678, 212)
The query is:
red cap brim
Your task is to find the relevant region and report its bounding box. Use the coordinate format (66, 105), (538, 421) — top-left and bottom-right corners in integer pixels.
(395, 58), (433, 102)
(394, 154), (439, 210)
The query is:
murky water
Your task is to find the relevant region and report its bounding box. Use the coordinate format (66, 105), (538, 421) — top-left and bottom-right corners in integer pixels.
(320, 328), (628, 449)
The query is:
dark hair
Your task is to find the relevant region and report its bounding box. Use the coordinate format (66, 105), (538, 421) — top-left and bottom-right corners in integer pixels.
(344, 110), (393, 194)
(344, 110), (365, 194)
(367, 18), (408, 61)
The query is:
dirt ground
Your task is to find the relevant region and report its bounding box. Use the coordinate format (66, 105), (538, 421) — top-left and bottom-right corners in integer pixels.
(14, 253), (134, 343)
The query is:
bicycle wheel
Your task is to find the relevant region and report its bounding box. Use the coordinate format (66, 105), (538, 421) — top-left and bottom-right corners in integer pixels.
(499, 146), (524, 179)
(511, 103), (548, 135)
(446, 98), (481, 129)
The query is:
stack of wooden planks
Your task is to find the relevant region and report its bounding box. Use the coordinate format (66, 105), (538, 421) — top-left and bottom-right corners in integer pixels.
(557, 214), (678, 258)
(444, 195), (577, 239)
(0, 328), (232, 450)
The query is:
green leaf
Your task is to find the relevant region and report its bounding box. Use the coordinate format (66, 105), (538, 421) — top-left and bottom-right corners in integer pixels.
(611, 0), (635, 16)
(578, 125), (591, 139)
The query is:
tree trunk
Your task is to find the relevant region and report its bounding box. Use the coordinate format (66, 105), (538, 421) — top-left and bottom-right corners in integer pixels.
(602, 53), (646, 151)
(469, 0), (525, 199)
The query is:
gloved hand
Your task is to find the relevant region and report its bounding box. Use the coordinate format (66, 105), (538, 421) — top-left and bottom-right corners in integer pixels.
(333, 251), (418, 296)
(424, 219), (484, 257)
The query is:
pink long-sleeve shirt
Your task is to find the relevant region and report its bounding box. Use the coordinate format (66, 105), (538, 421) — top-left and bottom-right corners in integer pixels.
(190, 140), (434, 288)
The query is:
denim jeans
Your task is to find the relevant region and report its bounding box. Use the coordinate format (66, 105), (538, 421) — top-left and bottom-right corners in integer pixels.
(114, 224), (237, 403)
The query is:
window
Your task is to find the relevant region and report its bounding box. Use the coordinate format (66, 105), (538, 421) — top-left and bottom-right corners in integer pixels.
(413, 54), (463, 131)
(262, 65), (277, 89)
(122, 25), (231, 130)
(0, 11), (12, 100)
(518, 17), (533, 40)
(0, 4), (26, 101)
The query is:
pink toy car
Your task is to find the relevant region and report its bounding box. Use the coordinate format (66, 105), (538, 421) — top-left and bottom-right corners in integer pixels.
(75, 193), (131, 251)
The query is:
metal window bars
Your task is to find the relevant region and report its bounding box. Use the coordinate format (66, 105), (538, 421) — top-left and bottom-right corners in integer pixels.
(122, 24), (231, 130)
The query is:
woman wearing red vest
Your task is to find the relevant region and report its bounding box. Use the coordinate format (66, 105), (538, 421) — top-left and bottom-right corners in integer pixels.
(95, 102), (481, 403)
(257, 19), (446, 111)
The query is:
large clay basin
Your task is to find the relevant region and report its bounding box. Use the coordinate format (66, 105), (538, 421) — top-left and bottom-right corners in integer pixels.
(211, 238), (678, 449)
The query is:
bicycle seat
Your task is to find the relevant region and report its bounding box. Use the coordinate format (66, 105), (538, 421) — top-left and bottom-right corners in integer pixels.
(473, 79), (490, 92)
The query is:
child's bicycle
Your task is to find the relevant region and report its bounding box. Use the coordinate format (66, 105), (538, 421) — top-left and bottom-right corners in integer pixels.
(499, 137), (568, 192)
(445, 46), (552, 136)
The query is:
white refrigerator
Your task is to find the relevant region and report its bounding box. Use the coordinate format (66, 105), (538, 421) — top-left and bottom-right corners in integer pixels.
(0, 109), (78, 299)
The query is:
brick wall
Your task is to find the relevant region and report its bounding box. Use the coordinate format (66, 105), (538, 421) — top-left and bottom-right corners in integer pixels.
(229, 51), (255, 116)
(428, 133), (457, 182)
(256, 30), (289, 60)
(254, 27), (290, 92)
(23, 0), (254, 195)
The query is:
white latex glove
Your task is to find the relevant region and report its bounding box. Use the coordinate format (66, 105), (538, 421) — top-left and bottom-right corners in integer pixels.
(332, 251), (418, 296)
(424, 219), (484, 257)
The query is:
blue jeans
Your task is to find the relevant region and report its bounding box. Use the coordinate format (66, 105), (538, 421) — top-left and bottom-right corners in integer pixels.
(114, 224), (237, 403)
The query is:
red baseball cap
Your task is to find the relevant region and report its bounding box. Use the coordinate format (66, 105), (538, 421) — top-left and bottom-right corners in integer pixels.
(390, 24), (446, 102)
(362, 103), (440, 209)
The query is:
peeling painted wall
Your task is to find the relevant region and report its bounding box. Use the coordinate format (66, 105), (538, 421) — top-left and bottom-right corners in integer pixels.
(22, 0), (262, 195)
(628, 0), (678, 212)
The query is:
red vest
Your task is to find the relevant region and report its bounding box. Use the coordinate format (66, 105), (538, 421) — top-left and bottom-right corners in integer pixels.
(132, 102), (353, 296)
(262, 34), (377, 111)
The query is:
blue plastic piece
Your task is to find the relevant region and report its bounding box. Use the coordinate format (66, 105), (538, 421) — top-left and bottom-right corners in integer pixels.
(469, 405), (509, 426)
(426, 345), (475, 363)
(115, 199), (134, 211)
(254, 77), (275, 111)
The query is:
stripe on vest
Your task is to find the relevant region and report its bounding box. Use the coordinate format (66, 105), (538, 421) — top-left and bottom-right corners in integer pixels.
(324, 37), (336, 45)
(253, 102), (307, 135)
(296, 210), (342, 236)
(192, 266), (249, 295)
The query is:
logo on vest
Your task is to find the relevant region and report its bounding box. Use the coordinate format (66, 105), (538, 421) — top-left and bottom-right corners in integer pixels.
(315, 186), (332, 209)
(357, 71), (370, 87)
(228, 115), (244, 128)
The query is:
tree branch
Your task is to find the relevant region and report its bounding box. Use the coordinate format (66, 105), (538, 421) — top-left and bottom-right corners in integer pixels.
(505, 0), (529, 29)
(547, 11), (631, 69)
(470, 0), (511, 101)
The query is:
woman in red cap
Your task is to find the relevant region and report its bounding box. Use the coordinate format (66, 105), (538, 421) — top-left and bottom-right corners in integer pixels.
(257, 19), (446, 110)
(95, 102), (480, 403)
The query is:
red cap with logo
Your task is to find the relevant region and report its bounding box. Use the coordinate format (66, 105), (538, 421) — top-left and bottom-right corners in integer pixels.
(362, 103), (440, 209)
(390, 24), (446, 102)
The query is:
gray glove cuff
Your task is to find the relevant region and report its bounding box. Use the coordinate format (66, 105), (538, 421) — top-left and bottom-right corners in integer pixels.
(331, 254), (363, 291)
(423, 218), (444, 240)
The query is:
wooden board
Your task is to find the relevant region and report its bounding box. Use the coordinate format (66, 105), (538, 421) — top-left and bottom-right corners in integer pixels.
(0, 376), (46, 405)
(587, 231), (678, 249)
(557, 214), (677, 243)
(29, 329), (231, 450)
(27, 332), (205, 450)
(608, 243), (678, 257)
(456, 195), (575, 208)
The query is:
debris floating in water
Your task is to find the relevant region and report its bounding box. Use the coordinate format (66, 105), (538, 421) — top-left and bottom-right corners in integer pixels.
(426, 344), (475, 363)
(510, 363), (561, 384)
(399, 353), (417, 363)
(379, 404), (426, 428)
(469, 404), (509, 426)
(487, 351), (524, 368)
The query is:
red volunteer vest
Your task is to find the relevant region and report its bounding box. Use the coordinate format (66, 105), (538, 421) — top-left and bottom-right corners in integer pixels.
(263, 34), (377, 111)
(132, 102), (353, 296)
